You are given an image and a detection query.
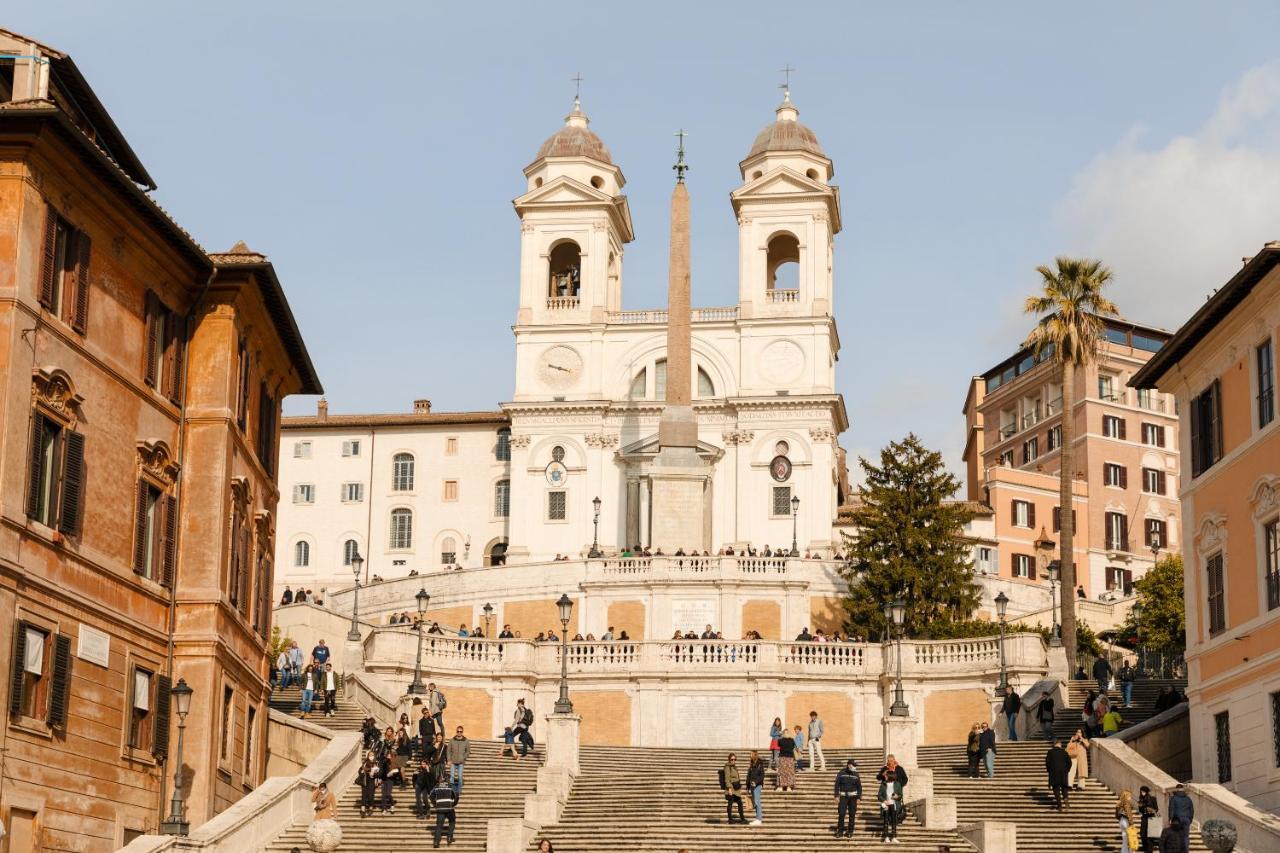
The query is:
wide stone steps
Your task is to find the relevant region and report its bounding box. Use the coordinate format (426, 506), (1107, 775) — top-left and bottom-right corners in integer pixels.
(263, 740), (544, 852)
(1036, 678), (1187, 741)
(269, 684), (367, 731)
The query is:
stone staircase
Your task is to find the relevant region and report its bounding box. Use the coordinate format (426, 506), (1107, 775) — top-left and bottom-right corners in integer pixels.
(269, 683), (368, 731)
(1037, 677), (1188, 742)
(919, 742), (1205, 852)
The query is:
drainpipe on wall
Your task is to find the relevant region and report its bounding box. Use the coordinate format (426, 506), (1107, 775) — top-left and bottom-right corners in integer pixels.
(364, 429), (376, 585)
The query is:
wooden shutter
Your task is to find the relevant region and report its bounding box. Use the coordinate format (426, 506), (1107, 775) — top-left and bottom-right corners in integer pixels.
(47, 633), (71, 729)
(1158, 425), (1166, 448)
(133, 481), (149, 574)
(1118, 418), (1127, 440)
(153, 674), (172, 759)
(39, 208), (58, 309)
(144, 292), (160, 389)
(1190, 396), (1202, 475)
(162, 494), (178, 588)
(25, 416), (45, 519)
(1053, 507), (1060, 533)
(1028, 503), (1036, 529)
(1157, 470), (1166, 495)
(168, 314), (185, 406)
(58, 430), (85, 535)
(1118, 466), (1128, 489)
(1028, 557), (1037, 581)
(9, 621), (27, 715)
(1119, 515), (1129, 551)
(1211, 380), (1223, 462)
(71, 231), (91, 333)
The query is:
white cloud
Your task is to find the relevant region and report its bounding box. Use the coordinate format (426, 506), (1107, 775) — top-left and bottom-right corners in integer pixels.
(1057, 61), (1280, 329)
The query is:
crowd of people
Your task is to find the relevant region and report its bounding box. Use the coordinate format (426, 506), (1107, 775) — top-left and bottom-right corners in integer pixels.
(278, 586), (324, 607)
(271, 638), (338, 718)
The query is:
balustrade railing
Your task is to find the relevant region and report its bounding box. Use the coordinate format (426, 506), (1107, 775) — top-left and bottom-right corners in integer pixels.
(659, 640), (759, 666)
(594, 555), (791, 579)
(546, 296), (580, 310)
(783, 642), (867, 668)
(738, 557), (789, 574)
(766, 289), (800, 304)
(606, 306), (738, 324)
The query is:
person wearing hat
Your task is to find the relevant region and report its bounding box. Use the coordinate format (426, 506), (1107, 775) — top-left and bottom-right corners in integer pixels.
(833, 758), (863, 838)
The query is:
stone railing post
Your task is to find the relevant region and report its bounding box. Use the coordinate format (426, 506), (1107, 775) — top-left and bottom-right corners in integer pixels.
(544, 712), (581, 776)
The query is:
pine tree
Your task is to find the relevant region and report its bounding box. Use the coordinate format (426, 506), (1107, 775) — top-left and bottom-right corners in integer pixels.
(839, 434), (981, 637)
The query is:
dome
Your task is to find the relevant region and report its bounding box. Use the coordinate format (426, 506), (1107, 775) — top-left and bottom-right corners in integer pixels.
(534, 98), (613, 165)
(745, 93), (826, 160)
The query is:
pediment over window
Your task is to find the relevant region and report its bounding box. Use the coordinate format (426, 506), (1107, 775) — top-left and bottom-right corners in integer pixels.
(31, 367), (83, 426)
(136, 439), (181, 487)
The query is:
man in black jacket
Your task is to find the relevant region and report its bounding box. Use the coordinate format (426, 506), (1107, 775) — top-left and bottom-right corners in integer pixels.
(429, 779), (458, 847)
(1092, 654), (1114, 695)
(412, 759), (434, 817)
(1044, 738), (1072, 810)
(978, 722), (998, 778)
(1001, 685), (1022, 741)
(1035, 691), (1056, 740)
(833, 759), (863, 838)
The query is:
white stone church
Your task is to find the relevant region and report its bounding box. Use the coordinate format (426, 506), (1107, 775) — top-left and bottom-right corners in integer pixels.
(275, 91), (850, 594)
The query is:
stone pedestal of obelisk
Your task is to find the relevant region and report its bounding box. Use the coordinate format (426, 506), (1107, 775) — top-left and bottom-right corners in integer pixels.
(650, 159), (709, 552)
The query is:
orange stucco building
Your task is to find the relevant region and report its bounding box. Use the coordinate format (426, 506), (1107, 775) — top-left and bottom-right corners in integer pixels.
(0, 29), (320, 848)
(1132, 242), (1280, 814)
(962, 318), (1179, 605)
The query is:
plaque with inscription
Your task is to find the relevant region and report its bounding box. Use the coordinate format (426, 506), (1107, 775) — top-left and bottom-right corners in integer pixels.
(671, 599), (717, 634)
(672, 695), (743, 747)
(77, 624), (110, 668)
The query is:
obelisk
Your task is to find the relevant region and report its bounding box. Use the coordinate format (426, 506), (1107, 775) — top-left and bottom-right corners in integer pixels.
(650, 132), (709, 551)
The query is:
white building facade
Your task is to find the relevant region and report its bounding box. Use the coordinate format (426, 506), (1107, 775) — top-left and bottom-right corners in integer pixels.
(275, 93), (850, 594)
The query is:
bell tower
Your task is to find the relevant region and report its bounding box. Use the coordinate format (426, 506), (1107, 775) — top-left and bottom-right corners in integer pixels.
(731, 90), (841, 319)
(513, 97), (634, 326)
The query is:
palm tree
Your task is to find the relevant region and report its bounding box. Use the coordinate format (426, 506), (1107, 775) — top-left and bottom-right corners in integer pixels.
(1024, 257), (1118, 663)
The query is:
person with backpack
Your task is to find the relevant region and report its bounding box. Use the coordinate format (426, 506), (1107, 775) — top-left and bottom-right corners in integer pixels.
(511, 698), (535, 760)
(1001, 685), (1022, 741)
(1167, 785), (1194, 852)
(1035, 691), (1056, 740)
(429, 776), (458, 847)
(426, 682), (447, 732)
(833, 758), (863, 838)
(719, 753), (746, 824)
(357, 751), (381, 818)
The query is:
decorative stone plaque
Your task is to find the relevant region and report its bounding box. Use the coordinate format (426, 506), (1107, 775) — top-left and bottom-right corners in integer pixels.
(672, 599), (717, 634)
(671, 695), (743, 747)
(77, 624), (110, 668)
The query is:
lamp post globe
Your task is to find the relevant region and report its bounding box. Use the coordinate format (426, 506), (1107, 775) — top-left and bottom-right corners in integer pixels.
(887, 597), (909, 717)
(409, 587), (429, 694)
(346, 550), (364, 642)
(588, 496), (603, 559)
(995, 591), (1010, 692)
(160, 678), (195, 836)
(483, 602), (494, 637)
(1047, 560), (1062, 647)
(789, 495), (800, 557)
(555, 594), (574, 713)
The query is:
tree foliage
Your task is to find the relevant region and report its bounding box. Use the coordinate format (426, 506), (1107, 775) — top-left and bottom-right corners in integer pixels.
(839, 434), (981, 637)
(270, 624), (294, 659)
(1118, 554), (1186, 649)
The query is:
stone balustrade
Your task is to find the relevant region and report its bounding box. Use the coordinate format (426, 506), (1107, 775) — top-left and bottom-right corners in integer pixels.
(545, 296), (580, 310)
(605, 306), (739, 324)
(765, 288), (800, 303)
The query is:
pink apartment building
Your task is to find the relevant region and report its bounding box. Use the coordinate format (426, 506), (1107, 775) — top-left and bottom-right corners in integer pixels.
(962, 319), (1181, 606)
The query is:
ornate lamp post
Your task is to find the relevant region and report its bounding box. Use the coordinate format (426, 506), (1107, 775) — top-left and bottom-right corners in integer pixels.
(160, 678), (194, 836)
(789, 495), (800, 557)
(1132, 599), (1144, 674)
(409, 588), (429, 694)
(995, 591), (1010, 693)
(588, 496), (603, 559)
(884, 598), (909, 717)
(346, 550), (364, 642)
(554, 594), (574, 713)
(482, 602), (494, 638)
(1047, 560), (1062, 647)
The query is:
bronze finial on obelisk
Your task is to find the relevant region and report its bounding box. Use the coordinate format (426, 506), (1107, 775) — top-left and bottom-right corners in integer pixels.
(658, 130), (696, 449)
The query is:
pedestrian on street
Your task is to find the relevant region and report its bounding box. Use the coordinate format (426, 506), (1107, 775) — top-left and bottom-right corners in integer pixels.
(1093, 654), (1114, 695)
(1167, 784), (1194, 852)
(310, 781), (336, 822)
(768, 717), (783, 769)
(379, 753), (397, 813)
(357, 751), (380, 818)
(1045, 738), (1072, 811)
(1067, 730), (1091, 789)
(807, 710), (828, 771)
(833, 758), (862, 838)
(287, 641), (303, 688)
(1138, 785), (1161, 853)
(792, 724), (806, 770)
(1001, 685), (1022, 741)
(1159, 817), (1188, 853)
(311, 638), (330, 668)
(746, 750), (766, 825)
(978, 721), (998, 778)
(720, 753), (746, 824)
(776, 727), (797, 791)
(966, 723), (982, 778)
(1035, 691), (1055, 740)
(299, 665), (316, 719)
(1102, 705), (1125, 737)
(419, 706), (436, 753)
(275, 648), (290, 691)
(447, 725), (470, 795)
(512, 698), (535, 760)
(413, 758), (433, 818)
(1117, 789), (1137, 853)
(427, 732), (447, 783)
(321, 663), (337, 717)
(1119, 661), (1137, 708)
(428, 777), (458, 848)
(876, 755), (908, 843)
(426, 682), (447, 732)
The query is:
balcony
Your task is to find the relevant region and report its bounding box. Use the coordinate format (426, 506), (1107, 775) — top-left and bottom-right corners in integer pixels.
(1022, 410), (1041, 429)
(1045, 396), (1063, 416)
(999, 423), (1017, 440)
(1137, 395), (1167, 413)
(546, 296), (580, 310)
(765, 289), (800, 304)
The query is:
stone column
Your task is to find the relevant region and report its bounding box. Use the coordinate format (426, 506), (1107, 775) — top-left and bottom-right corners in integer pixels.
(625, 477), (640, 549)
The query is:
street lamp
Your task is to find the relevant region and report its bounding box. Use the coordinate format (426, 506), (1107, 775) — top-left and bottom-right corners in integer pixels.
(160, 678), (194, 836)
(409, 588), (429, 694)
(1047, 560), (1062, 647)
(1132, 599), (1144, 674)
(884, 598), (909, 717)
(588, 496), (603, 559)
(789, 495), (801, 557)
(482, 602), (494, 638)
(995, 591), (1010, 693)
(554, 593), (574, 713)
(346, 550), (364, 642)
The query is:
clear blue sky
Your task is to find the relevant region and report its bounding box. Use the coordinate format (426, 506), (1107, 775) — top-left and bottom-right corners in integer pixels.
(13, 2), (1280, 481)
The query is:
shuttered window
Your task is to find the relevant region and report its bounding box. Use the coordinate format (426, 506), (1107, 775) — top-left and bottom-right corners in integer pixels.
(1144, 518), (1166, 550)
(133, 480), (176, 585)
(1012, 500), (1034, 529)
(8, 623), (71, 728)
(1190, 380), (1223, 477)
(256, 384), (277, 477)
(494, 479), (510, 518)
(1142, 467), (1167, 495)
(1104, 463), (1127, 488)
(235, 339), (250, 431)
(389, 508), (413, 549)
(38, 206), (91, 333)
(25, 414), (84, 535)
(143, 292), (184, 404)
(1052, 506), (1076, 533)
(1207, 552), (1226, 635)
(1105, 511), (1129, 552)
(128, 667), (154, 749)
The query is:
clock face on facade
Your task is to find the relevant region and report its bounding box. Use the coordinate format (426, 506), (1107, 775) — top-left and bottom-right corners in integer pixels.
(770, 455), (792, 482)
(537, 345), (583, 390)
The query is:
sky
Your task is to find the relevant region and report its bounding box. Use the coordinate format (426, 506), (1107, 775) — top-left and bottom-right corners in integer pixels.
(13, 1), (1280, 484)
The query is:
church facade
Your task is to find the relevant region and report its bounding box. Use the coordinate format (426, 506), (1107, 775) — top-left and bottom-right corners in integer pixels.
(276, 92), (850, 593)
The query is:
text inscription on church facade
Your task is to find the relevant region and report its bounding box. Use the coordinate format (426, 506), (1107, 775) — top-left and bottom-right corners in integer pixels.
(671, 598), (717, 634)
(671, 695), (743, 747)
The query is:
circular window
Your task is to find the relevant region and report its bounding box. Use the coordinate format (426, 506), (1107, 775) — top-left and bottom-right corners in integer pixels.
(591, 176), (604, 189)
(806, 168), (819, 181)
(775, 440), (790, 456)
(535, 177), (544, 188)
(551, 445), (566, 463)
(752, 170), (763, 180)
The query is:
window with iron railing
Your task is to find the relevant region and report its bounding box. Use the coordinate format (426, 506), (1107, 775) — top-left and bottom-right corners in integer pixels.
(1259, 340), (1275, 430)
(1215, 711), (1232, 783)
(1266, 520), (1279, 612)
(1105, 511), (1128, 551)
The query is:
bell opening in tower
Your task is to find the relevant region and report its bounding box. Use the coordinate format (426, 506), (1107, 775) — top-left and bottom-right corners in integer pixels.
(548, 241), (582, 298)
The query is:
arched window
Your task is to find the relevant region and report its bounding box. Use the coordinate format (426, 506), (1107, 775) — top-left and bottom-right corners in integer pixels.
(294, 541), (310, 568)
(697, 366), (715, 398)
(494, 479), (511, 518)
(389, 509), (413, 550)
(654, 359), (668, 400)
(441, 537), (457, 564)
(342, 538), (359, 566)
(495, 428), (511, 462)
(392, 453), (415, 492)
(766, 233), (800, 291)
(548, 242), (581, 298)
(488, 541), (508, 567)
(629, 368), (647, 400)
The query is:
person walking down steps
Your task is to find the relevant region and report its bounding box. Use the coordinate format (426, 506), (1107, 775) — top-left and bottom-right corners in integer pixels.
(429, 774), (458, 848)
(1001, 685), (1022, 741)
(876, 755), (908, 844)
(807, 710), (827, 771)
(1045, 738), (1072, 811)
(833, 758), (862, 838)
